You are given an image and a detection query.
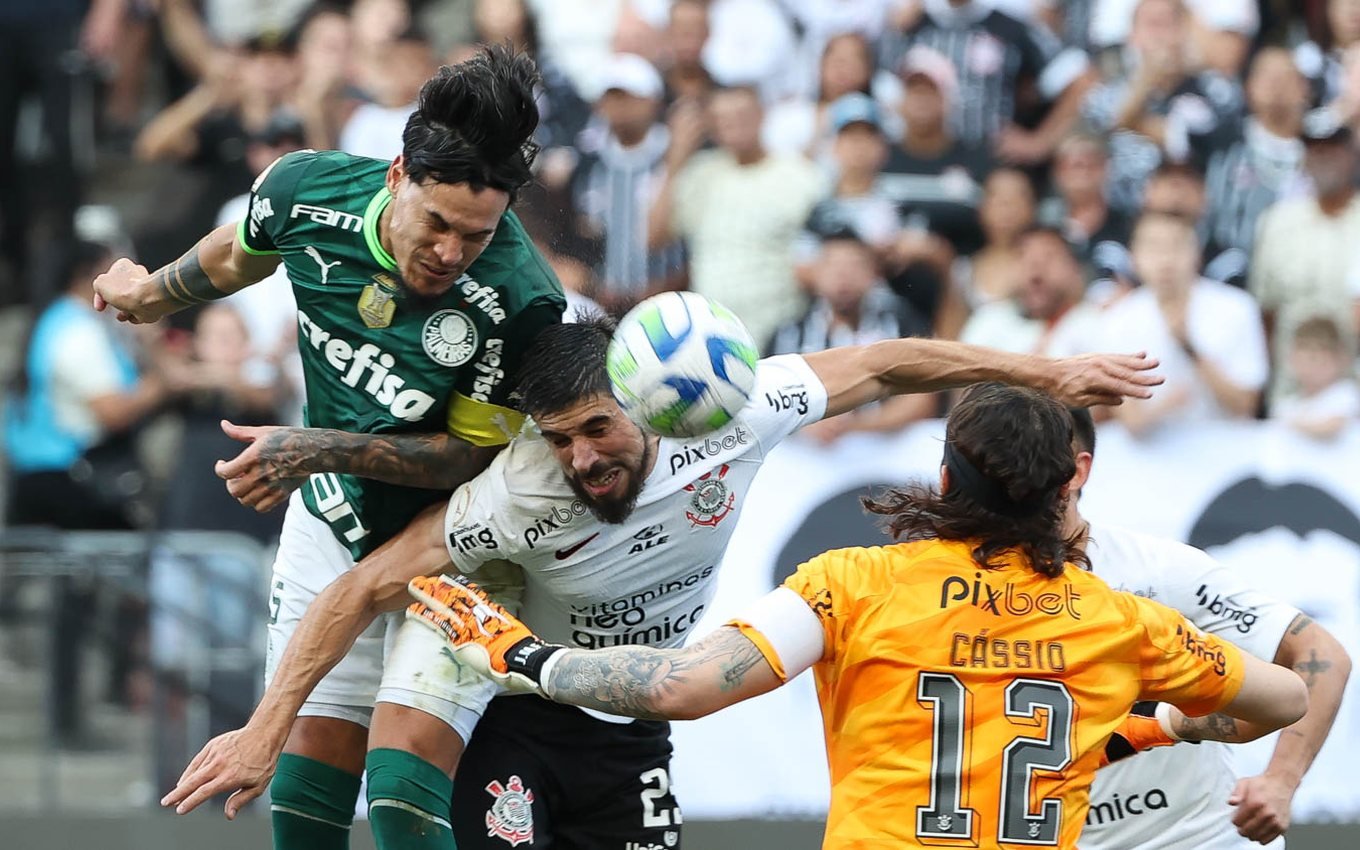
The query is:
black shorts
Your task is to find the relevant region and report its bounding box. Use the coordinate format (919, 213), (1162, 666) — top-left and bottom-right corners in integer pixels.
(451, 694), (681, 850)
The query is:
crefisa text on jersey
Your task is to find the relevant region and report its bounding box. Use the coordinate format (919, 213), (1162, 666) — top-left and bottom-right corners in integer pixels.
(296, 309), (437, 421)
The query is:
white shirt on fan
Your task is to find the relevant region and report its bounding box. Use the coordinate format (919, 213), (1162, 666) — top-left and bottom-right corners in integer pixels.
(1080, 522), (1300, 850)
(441, 356), (828, 716)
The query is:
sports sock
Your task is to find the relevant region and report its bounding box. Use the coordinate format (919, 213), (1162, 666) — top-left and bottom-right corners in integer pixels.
(366, 748), (457, 850)
(270, 752), (362, 850)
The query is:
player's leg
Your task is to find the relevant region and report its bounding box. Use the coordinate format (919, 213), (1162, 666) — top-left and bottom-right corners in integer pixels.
(265, 493), (386, 850)
(366, 615), (501, 850)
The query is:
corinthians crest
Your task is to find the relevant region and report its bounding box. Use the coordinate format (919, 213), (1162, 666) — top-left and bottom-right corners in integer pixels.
(357, 274), (398, 328)
(485, 775), (535, 847)
(684, 463), (736, 527)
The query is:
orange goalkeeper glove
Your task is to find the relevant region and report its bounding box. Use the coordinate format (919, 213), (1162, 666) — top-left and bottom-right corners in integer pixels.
(1101, 701), (1186, 767)
(407, 574), (566, 695)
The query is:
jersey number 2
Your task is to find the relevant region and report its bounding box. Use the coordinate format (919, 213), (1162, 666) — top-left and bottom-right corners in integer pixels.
(916, 672), (1074, 846)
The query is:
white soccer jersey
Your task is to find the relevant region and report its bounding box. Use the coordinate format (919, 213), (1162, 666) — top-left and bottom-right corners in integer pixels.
(442, 355), (828, 653)
(1081, 523), (1302, 850)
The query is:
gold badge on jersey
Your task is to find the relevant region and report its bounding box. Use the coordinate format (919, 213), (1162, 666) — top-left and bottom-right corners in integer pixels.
(358, 274), (398, 328)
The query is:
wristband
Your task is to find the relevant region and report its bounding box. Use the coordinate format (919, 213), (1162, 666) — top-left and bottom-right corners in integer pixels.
(503, 635), (567, 684)
(1156, 702), (1182, 741)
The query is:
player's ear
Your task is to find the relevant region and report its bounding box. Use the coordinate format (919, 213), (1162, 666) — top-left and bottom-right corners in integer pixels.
(1069, 451), (1093, 495)
(939, 464), (951, 494)
(386, 156), (407, 194)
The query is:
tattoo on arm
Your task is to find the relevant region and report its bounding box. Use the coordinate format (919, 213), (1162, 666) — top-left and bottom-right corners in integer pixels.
(152, 239), (229, 306)
(1288, 615), (1315, 637)
(1176, 711), (1242, 742)
(542, 628), (771, 721)
(259, 428), (501, 491)
(1294, 649), (1333, 689)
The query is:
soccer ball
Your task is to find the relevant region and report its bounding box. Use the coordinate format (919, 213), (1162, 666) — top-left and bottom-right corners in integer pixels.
(607, 292), (759, 438)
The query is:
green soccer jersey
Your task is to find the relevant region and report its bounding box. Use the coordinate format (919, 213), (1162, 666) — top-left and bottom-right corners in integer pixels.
(237, 149), (564, 559)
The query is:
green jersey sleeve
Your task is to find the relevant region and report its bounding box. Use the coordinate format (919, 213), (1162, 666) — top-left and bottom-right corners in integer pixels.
(236, 150), (319, 255)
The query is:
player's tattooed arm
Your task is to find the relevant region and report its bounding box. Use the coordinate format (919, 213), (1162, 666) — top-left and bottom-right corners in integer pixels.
(1254, 614), (1352, 790)
(216, 424), (501, 512)
(151, 238), (231, 307)
(271, 429), (501, 489)
(541, 627), (782, 721)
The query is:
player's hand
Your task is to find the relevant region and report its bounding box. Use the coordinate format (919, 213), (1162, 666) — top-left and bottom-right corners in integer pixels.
(214, 420), (308, 512)
(1045, 352), (1163, 407)
(160, 727), (280, 818)
(407, 575), (563, 695)
(93, 257), (157, 324)
(1229, 773), (1295, 844)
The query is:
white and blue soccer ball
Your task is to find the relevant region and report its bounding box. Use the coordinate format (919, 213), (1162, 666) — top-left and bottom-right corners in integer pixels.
(607, 292), (759, 438)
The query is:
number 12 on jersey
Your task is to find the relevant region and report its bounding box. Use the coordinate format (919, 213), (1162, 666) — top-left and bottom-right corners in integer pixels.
(916, 672), (1074, 846)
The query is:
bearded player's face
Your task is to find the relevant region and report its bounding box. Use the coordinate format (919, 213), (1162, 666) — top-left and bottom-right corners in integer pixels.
(383, 157), (509, 300)
(537, 394), (654, 525)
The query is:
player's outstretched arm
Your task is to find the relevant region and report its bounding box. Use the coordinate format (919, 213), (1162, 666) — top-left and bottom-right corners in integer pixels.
(409, 575), (784, 721)
(160, 502), (450, 817)
(802, 338), (1163, 419)
(93, 222), (280, 324)
(213, 421), (502, 511)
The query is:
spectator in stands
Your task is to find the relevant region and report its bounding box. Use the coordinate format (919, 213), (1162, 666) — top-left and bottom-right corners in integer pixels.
(957, 167), (1037, 307)
(339, 27), (437, 160)
(569, 54), (682, 311)
(292, 3), (356, 151)
(133, 33), (301, 262)
(348, 0), (412, 101)
(879, 0), (1093, 164)
(1271, 315), (1360, 439)
(0, 0), (116, 305)
(763, 32), (881, 159)
(1039, 133), (1132, 273)
(4, 240), (176, 743)
(1090, 0), (1260, 77)
(659, 0), (716, 105)
(213, 110), (306, 423)
(769, 229), (934, 443)
(1102, 212), (1268, 434)
(1191, 47), (1309, 284)
(796, 94), (902, 274)
(959, 226), (1102, 356)
(650, 85), (825, 345)
(1083, 0), (1244, 215)
(699, 0), (798, 101)
(878, 47), (991, 257)
(1295, 0), (1360, 111)
(780, 0), (893, 100)
(1251, 112), (1360, 405)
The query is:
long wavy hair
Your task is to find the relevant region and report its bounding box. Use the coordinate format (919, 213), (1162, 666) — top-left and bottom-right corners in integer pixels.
(862, 384), (1087, 577)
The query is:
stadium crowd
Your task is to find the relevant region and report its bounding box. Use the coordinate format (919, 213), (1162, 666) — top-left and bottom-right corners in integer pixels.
(1, 0), (1359, 762)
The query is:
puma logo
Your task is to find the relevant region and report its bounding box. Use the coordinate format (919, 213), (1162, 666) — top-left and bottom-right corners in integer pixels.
(304, 246), (342, 284)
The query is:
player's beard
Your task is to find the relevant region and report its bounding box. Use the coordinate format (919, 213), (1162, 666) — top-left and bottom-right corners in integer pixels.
(568, 440), (653, 525)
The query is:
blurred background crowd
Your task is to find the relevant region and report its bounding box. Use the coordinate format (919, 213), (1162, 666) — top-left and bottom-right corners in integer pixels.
(2, 0), (1360, 813)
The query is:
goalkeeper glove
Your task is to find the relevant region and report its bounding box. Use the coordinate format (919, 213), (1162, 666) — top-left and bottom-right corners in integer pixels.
(1101, 701), (1187, 767)
(407, 574), (565, 696)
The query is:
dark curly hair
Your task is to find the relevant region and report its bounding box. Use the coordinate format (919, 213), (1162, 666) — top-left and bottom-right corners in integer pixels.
(863, 383), (1086, 577)
(514, 314), (616, 419)
(401, 44), (541, 199)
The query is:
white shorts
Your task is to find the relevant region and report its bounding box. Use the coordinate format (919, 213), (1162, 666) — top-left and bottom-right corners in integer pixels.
(265, 490), (492, 741)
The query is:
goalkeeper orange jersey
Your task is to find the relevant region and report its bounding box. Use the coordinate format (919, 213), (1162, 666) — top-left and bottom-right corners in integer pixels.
(779, 539), (1244, 850)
